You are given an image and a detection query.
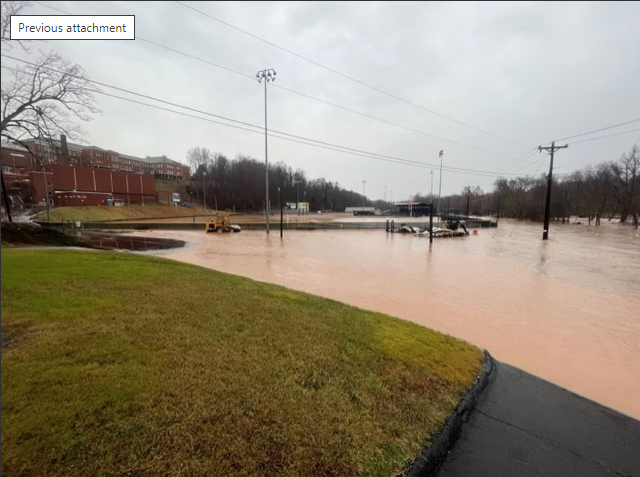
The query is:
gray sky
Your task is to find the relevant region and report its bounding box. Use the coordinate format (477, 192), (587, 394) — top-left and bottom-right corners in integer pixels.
(7, 1), (640, 201)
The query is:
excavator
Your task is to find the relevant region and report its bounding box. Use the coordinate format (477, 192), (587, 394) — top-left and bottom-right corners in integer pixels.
(205, 213), (241, 233)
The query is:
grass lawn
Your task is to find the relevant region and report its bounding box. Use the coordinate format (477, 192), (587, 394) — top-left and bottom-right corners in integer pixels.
(1, 249), (483, 477)
(34, 204), (208, 223)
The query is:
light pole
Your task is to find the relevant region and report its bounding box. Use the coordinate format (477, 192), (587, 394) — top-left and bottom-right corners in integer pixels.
(202, 171), (206, 210)
(430, 170), (433, 201)
(36, 110), (51, 222)
(362, 180), (366, 209)
(437, 150), (443, 217)
(278, 186), (283, 238)
(294, 178), (301, 213)
(257, 68), (276, 233)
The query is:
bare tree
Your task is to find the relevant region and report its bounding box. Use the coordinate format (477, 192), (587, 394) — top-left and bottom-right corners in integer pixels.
(611, 144), (639, 228)
(186, 146), (213, 177)
(1, 1), (99, 221)
(1, 53), (99, 143)
(0, 1), (28, 52)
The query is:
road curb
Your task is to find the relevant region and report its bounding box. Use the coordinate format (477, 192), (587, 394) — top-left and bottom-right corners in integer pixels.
(403, 349), (496, 477)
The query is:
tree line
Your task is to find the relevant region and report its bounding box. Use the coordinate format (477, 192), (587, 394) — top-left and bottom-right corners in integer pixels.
(186, 147), (374, 213)
(188, 142), (639, 229)
(411, 144), (639, 228)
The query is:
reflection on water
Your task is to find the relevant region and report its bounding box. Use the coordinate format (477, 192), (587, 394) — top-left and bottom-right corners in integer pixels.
(134, 219), (640, 419)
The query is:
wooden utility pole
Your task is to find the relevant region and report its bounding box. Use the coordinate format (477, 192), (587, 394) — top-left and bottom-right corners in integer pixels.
(539, 141), (568, 240)
(464, 186), (471, 218)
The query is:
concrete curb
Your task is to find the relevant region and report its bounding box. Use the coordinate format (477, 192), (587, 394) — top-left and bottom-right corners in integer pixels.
(403, 350), (496, 477)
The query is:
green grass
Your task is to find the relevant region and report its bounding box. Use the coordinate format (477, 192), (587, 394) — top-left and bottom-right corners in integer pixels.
(1, 249), (483, 477)
(35, 204), (207, 222)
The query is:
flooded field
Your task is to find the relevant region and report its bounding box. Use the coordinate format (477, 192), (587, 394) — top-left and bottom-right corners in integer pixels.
(133, 219), (640, 420)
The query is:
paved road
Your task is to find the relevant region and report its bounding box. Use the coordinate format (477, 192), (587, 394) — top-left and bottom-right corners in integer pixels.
(436, 361), (640, 477)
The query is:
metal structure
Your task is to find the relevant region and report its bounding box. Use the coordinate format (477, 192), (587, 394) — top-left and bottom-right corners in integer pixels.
(257, 68), (277, 233)
(437, 149), (443, 217)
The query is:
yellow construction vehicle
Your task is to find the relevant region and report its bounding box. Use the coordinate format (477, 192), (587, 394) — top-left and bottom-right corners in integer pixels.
(205, 213), (241, 233)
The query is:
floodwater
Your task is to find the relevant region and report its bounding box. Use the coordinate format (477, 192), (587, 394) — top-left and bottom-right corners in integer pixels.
(132, 219), (640, 420)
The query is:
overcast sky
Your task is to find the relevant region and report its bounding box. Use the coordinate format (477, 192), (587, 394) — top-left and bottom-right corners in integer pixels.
(5, 1), (640, 201)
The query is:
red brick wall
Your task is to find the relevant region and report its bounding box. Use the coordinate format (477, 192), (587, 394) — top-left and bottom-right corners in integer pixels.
(28, 165), (158, 206)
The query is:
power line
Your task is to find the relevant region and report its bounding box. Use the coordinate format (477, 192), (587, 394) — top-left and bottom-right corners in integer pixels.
(25, 1), (528, 162)
(555, 118), (640, 142)
(1, 59), (522, 179)
(29, 0), (640, 162)
(7, 8), (638, 187)
(137, 37), (255, 80)
(134, 37), (520, 160)
(567, 127), (640, 145)
(8, 54), (637, 185)
(175, 0), (529, 148)
(495, 147), (539, 175)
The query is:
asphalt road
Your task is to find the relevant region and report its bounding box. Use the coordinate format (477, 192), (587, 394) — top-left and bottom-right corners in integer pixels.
(435, 361), (640, 477)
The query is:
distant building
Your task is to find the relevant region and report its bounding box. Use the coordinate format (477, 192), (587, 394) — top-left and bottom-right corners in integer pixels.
(392, 202), (433, 217)
(345, 206), (376, 216)
(284, 202), (309, 214)
(1, 137), (178, 209)
(19, 137), (190, 180)
(29, 164), (157, 207)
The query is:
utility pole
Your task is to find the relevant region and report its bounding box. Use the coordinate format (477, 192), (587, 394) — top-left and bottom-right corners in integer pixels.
(362, 180), (366, 209)
(539, 141), (568, 240)
(464, 186), (471, 218)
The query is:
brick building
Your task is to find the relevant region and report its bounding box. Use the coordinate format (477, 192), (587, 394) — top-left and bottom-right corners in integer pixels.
(20, 138), (189, 180)
(1, 137), (185, 209)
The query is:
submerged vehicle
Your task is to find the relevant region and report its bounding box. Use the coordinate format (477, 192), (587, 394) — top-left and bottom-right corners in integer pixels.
(205, 214), (241, 233)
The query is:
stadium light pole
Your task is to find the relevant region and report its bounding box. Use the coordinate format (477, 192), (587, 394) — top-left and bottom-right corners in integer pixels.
(257, 68), (276, 233)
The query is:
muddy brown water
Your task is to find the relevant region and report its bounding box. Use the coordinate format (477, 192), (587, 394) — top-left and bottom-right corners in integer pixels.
(128, 219), (640, 420)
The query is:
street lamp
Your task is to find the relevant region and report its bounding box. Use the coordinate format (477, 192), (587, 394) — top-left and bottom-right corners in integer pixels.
(362, 180), (366, 209)
(437, 150), (443, 217)
(293, 178), (301, 213)
(202, 170), (206, 210)
(257, 68), (276, 233)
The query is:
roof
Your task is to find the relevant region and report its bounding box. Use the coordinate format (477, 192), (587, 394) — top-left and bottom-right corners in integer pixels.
(0, 140), (30, 152)
(13, 137), (186, 167)
(22, 137), (86, 152)
(142, 155), (181, 165)
(394, 202), (432, 207)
